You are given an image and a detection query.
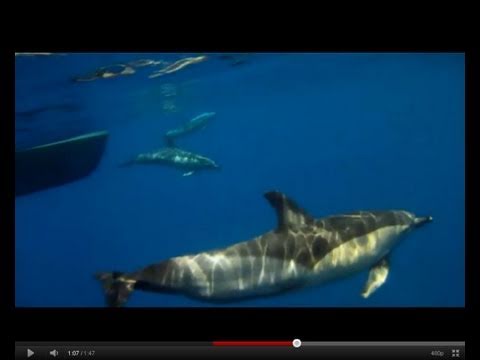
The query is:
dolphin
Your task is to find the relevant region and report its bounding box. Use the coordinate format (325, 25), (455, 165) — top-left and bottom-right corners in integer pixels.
(120, 143), (220, 177)
(127, 59), (165, 68)
(96, 191), (432, 307)
(165, 112), (216, 140)
(148, 56), (207, 78)
(73, 64), (136, 82)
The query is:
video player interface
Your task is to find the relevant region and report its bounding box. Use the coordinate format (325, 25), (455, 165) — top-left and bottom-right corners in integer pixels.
(15, 341), (465, 359)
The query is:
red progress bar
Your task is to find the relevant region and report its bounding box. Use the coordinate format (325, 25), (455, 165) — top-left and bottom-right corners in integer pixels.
(213, 341), (292, 347)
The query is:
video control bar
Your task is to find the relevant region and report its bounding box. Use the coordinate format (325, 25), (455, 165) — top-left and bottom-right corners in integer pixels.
(15, 341), (465, 359)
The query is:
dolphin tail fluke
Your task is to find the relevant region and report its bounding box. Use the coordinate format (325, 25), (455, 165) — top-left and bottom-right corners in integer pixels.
(95, 272), (135, 307)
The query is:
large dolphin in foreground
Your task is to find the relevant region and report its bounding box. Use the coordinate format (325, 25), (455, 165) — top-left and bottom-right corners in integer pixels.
(96, 191), (432, 306)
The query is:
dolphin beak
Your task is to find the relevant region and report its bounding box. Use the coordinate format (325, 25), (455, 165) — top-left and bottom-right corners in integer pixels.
(413, 216), (433, 227)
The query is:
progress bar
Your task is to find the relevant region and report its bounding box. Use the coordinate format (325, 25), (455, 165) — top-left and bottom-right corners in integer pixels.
(213, 341), (292, 346)
(15, 341), (465, 359)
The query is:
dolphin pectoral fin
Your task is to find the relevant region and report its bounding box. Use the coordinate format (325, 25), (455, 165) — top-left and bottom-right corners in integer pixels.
(361, 258), (389, 298)
(182, 171), (194, 177)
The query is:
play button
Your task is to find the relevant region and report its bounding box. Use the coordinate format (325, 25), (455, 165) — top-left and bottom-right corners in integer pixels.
(27, 349), (34, 358)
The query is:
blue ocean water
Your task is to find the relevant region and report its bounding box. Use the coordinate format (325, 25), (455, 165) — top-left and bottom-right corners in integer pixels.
(15, 53), (465, 307)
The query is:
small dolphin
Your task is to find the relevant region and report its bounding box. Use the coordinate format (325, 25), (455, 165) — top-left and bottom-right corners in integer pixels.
(73, 64), (136, 82)
(148, 56), (207, 78)
(120, 145), (220, 176)
(165, 112), (216, 140)
(96, 191), (432, 307)
(127, 59), (165, 68)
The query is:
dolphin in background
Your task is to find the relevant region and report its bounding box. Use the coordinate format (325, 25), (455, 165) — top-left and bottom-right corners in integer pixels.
(120, 141), (220, 177)
(148, 55), (207, 78)
(73, 64), (136, 82)
(120, 112), (219, 176)
(165, 112), (216, 141)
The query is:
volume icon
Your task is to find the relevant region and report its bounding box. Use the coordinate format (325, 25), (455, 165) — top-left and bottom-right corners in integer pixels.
(50, 349), (59, 357)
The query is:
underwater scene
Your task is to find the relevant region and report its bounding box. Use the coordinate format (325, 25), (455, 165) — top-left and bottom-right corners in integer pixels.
(15, 52), (465, 307)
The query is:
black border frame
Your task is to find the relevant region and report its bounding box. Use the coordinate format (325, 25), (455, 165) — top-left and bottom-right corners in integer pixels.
(4, 47), (477, 343)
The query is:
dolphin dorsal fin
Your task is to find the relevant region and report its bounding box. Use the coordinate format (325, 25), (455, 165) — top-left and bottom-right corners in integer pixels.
(264, 191), (314, 231)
